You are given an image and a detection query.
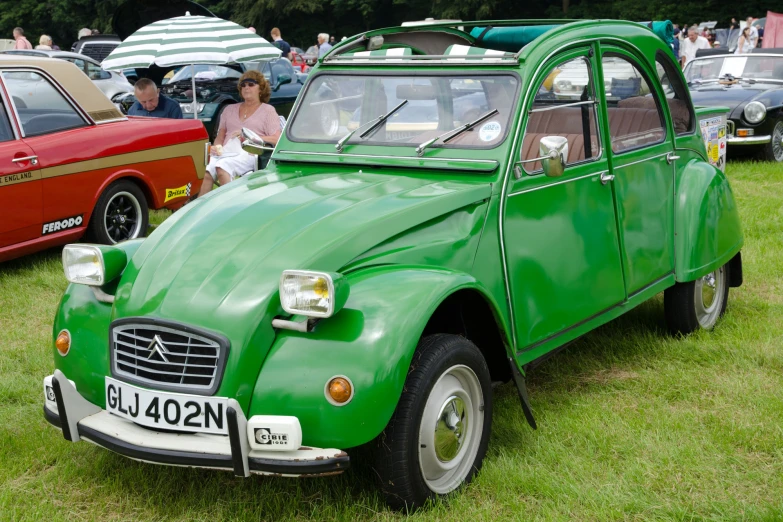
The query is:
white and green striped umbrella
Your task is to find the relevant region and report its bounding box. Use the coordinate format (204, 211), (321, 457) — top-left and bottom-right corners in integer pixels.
(102, 14), (281, 70)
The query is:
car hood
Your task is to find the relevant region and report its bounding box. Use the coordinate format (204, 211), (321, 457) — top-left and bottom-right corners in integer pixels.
(689, 83), (781, 120)
(113, 168), (491, 401)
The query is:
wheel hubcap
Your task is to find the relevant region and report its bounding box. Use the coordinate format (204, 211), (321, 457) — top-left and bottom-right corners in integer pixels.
(418, 365), (484, 494)
(434, 396), (467, 462)
(694, 267), (725, 329)
(104, 191), (142, 244)
(772, 121), (783, 162)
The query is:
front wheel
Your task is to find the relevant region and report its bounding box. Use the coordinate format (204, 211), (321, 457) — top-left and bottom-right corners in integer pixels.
(373, 334), (492, 511)
(87, 180), (149, 244)
(762, 118), (783, 162)
(664, 265), (729, 335)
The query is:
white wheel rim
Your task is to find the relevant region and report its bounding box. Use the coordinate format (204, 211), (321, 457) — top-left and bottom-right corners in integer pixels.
(694, 266), (725, 329)
(418, 364), (484, 494)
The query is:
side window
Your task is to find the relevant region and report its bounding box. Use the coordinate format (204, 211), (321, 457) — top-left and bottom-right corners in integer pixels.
(602, 54), (666, 153)
(521, 55), (600, 173)
(86, 61), (110, 81)
(655, 52), (695, 135)
(0, 99), (15, 142)
(2, 71), (87, 137)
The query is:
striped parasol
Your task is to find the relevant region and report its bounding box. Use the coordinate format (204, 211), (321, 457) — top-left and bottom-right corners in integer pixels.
(102, 13), (281, 70)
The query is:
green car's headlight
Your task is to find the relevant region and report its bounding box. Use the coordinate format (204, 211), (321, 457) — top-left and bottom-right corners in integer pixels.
(62, 244), (127, 286)
(279, 270), (350, 318)
(743, 101), (766, 124)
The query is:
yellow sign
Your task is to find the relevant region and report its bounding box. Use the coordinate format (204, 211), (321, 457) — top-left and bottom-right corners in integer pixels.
(164, 183), (191, 203)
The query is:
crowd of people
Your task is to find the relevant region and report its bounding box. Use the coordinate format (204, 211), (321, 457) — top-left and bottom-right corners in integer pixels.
(674, 16), (764, 67)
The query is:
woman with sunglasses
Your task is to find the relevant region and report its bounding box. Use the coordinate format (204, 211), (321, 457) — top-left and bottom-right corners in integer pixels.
(198, 70), (282, 197)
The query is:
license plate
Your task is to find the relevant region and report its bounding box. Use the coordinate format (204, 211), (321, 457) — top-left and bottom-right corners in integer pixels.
(105, 377), (228, 435)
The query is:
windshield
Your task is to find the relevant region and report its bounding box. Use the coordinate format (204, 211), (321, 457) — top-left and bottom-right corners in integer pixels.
(287, 74), (519, 150)
(685, 56), (783, 83)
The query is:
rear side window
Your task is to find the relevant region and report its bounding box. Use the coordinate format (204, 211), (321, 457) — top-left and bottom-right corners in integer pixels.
(601, 53), (666, 153)
(521, 55), (601, 173)
(2, 70), (87, 137)
(655, 51), (695, 135)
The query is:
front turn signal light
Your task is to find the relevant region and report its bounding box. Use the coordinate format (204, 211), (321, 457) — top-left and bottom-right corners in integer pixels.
(325, 376), (354, 406)
(56, 330), (71, 356)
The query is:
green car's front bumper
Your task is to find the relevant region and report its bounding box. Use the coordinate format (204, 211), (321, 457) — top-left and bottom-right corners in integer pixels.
(43, 370), (350, 477)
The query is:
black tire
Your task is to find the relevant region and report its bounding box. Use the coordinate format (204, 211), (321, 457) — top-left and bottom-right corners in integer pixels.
(373, 334), (492, 511)
(664, 264), (729, 335)
(762, 118), (783, 162)
(87, 180), (149, 245)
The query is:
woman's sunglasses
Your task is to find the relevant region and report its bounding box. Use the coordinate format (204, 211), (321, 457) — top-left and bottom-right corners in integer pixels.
(240, 80), (259, 88)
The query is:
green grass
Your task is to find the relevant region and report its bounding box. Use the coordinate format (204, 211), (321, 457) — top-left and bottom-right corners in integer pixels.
(1, 162), (782, 521)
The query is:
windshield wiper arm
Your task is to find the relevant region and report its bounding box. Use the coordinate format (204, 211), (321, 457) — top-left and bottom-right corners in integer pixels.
(335, 100), (408, 153)
(415, 109), (499, 157)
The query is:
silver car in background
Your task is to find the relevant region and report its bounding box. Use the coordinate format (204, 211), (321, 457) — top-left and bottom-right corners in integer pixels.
(1, 49), (133, 103)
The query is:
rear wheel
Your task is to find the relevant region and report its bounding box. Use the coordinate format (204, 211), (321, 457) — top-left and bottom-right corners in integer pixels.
(664, 264), (729, 335)
(87, 180), (148, 244)
(373, 334), (492, 511)
(762, 118), (783, 162)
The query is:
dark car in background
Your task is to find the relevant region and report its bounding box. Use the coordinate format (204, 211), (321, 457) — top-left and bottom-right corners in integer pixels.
(117, 58), (306, 139)
(685, 52), (783, 162)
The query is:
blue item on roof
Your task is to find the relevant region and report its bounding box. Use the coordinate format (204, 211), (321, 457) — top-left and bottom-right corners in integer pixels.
(469, 25), (561, 52)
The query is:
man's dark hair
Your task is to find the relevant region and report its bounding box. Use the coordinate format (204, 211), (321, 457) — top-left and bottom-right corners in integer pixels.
(13, 27), (24, 35)
(134, 78), (157, 92)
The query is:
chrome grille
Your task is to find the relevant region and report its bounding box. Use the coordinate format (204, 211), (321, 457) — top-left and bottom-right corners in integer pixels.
(111, 321), (228, 395)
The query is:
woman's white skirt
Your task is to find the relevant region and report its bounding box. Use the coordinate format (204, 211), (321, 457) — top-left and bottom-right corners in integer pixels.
(206, 138), (256, 180)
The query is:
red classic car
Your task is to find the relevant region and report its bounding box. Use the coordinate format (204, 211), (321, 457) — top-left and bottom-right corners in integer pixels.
(0, 56), (209, 262)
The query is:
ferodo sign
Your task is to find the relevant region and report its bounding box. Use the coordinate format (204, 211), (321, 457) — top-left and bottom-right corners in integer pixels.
(42, 215), (84, 235)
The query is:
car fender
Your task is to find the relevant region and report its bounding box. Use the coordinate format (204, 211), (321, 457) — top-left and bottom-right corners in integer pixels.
(52, 239), (144, 408)
(674, 158), (743, 282)
(247, 264), (509, 449)
(88, 167), (158, 208)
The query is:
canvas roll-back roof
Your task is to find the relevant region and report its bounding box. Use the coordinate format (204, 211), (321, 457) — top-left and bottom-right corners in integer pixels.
(0, 55), (124, 122)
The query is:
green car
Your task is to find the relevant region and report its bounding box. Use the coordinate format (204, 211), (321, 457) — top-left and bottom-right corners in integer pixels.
(45, 19), (743, 510)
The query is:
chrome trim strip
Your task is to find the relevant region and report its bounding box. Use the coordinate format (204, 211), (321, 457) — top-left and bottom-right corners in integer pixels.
(507, 171), (603, 197)
(94, 116), (127, 125)
(276, 150), (499, 166)
(727, 135), (770, 145)
(529, 100), (596, 113)
(611, 151), (669, 169)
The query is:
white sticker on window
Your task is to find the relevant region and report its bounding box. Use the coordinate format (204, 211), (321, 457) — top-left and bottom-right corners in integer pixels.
(479, 121), (501, 142)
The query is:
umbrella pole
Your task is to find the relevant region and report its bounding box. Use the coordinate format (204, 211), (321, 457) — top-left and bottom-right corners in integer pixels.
(191, 64), (198, 121)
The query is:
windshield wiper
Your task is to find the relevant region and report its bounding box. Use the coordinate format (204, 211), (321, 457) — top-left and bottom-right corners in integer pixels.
(335, 100), (408, 153)
(415, 109), (499, 157)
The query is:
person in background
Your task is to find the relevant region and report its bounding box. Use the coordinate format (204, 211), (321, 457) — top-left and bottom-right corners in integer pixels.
(680, 27), (711, 67)
(317, 33), (332, 58)
(329, 36), (336, 45)
(36, 35), (53, 50)
(91, 29), (101, 35)
(270, 27), (290, 59)
(672, 28), (680, 61)
(198, 70), (282, 197)
(77, 27), (92, 39)
(248, 26), (257, 34)
(127, 78), (183, 119)
(735, 27), (754, 54)
(12, 27), (32, 50)
(729, 18), (740, 31)
(746, 17), (759, 48)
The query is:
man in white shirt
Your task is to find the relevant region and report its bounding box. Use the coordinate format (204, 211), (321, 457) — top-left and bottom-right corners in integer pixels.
(680, 27), (711, 67)
(746, 17), (759, 48)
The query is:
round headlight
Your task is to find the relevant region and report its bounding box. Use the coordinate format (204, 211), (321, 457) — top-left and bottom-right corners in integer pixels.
(744, 101), (766, 124)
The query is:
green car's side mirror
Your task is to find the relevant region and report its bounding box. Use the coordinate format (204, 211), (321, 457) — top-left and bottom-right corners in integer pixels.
(514, 135), (569, 179)
(275, 74), (292, 91)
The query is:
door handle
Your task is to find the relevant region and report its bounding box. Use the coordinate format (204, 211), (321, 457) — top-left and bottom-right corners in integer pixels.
(600, 172), (615, 185)
(666, 152), (680, 164)
(12, 155), (38, 165)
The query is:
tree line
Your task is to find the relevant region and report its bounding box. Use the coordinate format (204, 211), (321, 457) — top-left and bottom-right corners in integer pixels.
(0, 0), (771, 52)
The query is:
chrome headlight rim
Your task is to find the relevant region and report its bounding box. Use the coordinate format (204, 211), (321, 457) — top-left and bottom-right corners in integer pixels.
(744, 101), (766, 124)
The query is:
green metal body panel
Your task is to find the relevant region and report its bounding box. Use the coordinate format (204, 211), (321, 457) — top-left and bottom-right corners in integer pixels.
(50, 19), (744, 450)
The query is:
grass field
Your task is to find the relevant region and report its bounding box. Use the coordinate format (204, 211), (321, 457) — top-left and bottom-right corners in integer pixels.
(1, 162), (782, 521)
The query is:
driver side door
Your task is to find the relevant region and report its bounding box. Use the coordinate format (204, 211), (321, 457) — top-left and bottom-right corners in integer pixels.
(503, 46), (626, 358)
